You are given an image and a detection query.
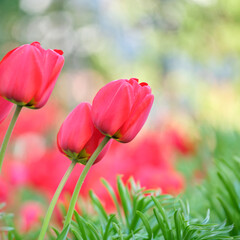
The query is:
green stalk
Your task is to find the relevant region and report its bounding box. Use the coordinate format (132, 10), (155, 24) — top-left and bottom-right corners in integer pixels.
(38, 160), (77, 240)
(63, 136), (111, 227)
(0, 105), (22, 173)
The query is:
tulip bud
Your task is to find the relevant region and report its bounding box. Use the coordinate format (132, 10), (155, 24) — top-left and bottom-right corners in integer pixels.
(0, 42), (64, 109)
(92, 78), (154, 143)
(57, 103), (111, 165)
(0, 96), (13, 123)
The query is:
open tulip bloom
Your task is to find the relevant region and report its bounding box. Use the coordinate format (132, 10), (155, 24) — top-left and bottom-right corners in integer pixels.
(92, 78), (154, 143)
(38, 80), (154, 240)
(0, 42), (64, 109)
(0, 42), (64, 173)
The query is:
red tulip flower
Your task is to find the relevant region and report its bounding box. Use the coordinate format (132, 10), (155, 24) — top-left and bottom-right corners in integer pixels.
(92, 78), (154, 143)
(0, 96), (13, 123)
(0, 42), (64, 109)
(57, 102), (111, 165)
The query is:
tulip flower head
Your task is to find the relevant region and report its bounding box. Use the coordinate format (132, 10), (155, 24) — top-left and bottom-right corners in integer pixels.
(57, 102), (110, 165)
(0, 42), (64, 109)
(0, 96), (13, 123)
(92, 78), (154, 143)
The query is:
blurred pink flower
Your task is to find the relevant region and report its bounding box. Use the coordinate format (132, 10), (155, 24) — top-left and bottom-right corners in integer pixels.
(5, 161), (28, 186)
(3, 126), (191, 215)
(163, 127), (196, 156)
(19, 202), (43, 232)
(0, 101), (62, 142)
(27, 149), (84, 198)
(13, 133), (46, 163)
(134, 168), (185, 194)
(0, 178), (9, 202)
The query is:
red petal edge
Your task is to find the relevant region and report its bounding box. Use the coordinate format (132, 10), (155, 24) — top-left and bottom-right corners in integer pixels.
(140, 82), (148, 87)
(54, 49), (64, 55)
(31, 42), (41, 46)
(130, 78), (139, 82)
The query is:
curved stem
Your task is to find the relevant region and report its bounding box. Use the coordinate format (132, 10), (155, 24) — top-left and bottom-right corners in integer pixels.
(63, 136), (111, 227)
(0, 105), (22, 173)
(38, 160), (77, 240)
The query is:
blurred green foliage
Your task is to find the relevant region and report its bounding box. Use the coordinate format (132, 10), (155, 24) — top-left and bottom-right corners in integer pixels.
(1, 0), (240, 73)
(54, 177), (234, 239)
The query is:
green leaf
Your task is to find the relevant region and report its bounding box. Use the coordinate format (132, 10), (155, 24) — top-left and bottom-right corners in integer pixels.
(117, 176), (131, 226)
(85, 222), (101, 240)
(136, 210), (153, 239)
(151, 196), (171, 231)
(217, 172), (240, 212)
(153, 208), (168, 239)
(103, 214), (116, 240)
(56, 224), (70, 240)
(174, 210), (182, 240)
(89, 190), (108, 222)
(217, 197), (238, 235)
(112, 223), (124, 240)
(71, 228), (84, 240)
(52, 227), (60, 237)
(74, 210), (88, 240)
(130, 197), (146, 231)
(101, 178), (123, 222)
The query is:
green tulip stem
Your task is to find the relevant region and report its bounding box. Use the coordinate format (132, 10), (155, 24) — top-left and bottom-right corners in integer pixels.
(0, 105), (22, 173)
(38, 160), (77, 240)
(63, 136), (111, 227)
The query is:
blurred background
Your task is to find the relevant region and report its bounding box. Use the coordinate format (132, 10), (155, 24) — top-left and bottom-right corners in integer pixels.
(0, 0), (240, 233)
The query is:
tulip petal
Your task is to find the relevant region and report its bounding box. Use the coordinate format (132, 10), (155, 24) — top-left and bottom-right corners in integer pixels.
(0, 47), (19, 64)
(118, 91), (154, 143)
(83, 128), (112, 164)
(0, 42), (64, 109)
(0, 44), (43, 104)
(92, 80), (134, 136)
(34, 49), (64, 108)
(57, 103), (94, 155)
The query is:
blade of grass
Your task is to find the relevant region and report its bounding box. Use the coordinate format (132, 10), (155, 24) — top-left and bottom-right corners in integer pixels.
(89, 190), (108, 222)
(101, 178), (123, 222)
(136, 210), (153, 239)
